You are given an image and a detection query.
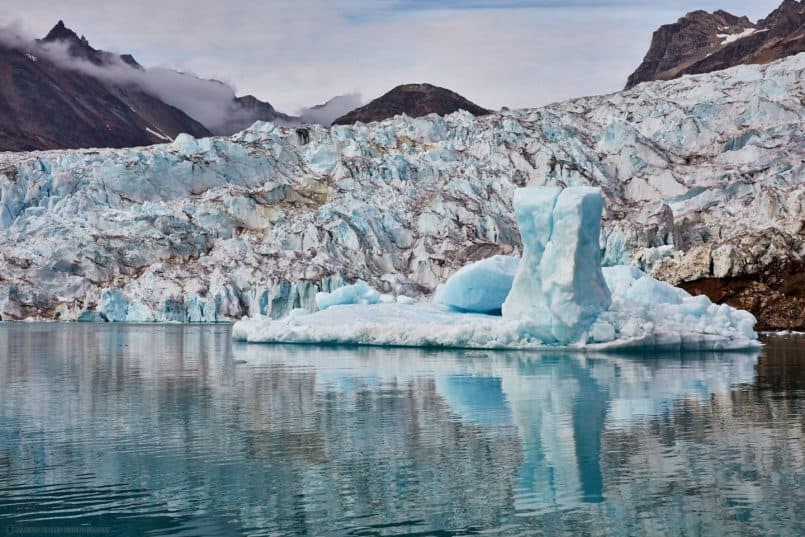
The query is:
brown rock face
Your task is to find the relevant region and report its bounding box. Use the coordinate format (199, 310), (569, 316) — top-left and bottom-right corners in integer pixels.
(626, 0), (805, 88)
(680, 261), (805, 332)
(333, 83), (490, 125)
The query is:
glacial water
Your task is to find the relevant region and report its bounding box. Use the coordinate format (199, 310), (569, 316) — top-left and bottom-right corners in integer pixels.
(0, 324), (802, 536)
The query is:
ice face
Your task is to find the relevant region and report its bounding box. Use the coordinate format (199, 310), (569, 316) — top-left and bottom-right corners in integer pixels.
(500, 187), (560, 336)
(433, 255), (519, 314)
(502, 187), (611, 344)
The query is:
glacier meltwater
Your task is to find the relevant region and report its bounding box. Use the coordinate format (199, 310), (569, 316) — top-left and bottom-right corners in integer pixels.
(233, 187), (759, 351)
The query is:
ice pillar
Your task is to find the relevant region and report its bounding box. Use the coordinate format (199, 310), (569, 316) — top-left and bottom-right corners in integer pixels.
(502, 186), (611, 344)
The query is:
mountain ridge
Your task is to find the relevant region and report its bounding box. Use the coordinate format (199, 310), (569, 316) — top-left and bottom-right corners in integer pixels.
(0, 29), (212, 151)
(0, 21), (293, 150)
(626, 0), (804, 88)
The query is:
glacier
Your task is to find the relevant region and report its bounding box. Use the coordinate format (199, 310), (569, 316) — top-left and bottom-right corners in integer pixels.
(233, 187), (759, 351)
(0, 54), (802, 325)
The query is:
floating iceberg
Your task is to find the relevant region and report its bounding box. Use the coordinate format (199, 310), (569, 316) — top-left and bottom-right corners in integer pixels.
(233, 187), (760, 352)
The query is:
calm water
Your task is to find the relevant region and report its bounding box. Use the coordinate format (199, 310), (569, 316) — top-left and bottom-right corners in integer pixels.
(0, 324), (802, 536)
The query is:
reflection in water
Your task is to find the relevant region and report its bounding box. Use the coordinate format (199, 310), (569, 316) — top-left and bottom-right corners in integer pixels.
(0, 324), (802, 536)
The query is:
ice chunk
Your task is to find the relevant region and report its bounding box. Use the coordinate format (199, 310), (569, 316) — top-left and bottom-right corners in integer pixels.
(315, 281), (381, 310)
(604, 266), (688, 305)
(99, 290), (128, 322)
(433, 255), (519, 314)
(596, 265), (759, 347)
(502, 187), (611, 343)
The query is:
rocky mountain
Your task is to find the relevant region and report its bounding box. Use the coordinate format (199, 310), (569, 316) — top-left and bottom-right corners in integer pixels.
(0, 21), (290, 151)
(626, 0), (804, 88)
(0, 53), (802, 329)
(0, 21), (212, 151)
(333, 83), (490, 125)
(41, 20), (141, 67)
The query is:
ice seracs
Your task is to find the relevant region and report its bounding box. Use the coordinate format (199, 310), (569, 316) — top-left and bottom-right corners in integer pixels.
(233, 187), (760, 351)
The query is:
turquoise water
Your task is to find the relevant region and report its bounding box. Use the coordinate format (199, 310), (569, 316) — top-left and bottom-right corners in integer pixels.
(0, 324), (802, 536)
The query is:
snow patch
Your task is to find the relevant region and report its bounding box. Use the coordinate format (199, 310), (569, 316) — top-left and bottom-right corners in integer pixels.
(717, 27), (766, 45)
(145, 127), (173, 142)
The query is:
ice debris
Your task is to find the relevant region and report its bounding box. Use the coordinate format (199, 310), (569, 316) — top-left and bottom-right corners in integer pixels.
(315, 281), (414, 311)
(233, 187), (760, 351)
(316, 281), (381, 311)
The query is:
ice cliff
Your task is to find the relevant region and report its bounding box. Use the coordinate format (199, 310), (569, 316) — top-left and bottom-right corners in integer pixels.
(0, 54), (802, 324)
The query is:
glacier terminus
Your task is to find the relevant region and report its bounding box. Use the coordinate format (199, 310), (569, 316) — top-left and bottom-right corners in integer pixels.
(0, 54), (802, 330)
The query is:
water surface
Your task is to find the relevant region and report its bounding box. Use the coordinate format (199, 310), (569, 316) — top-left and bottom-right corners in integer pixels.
(0, 324), (802, 536)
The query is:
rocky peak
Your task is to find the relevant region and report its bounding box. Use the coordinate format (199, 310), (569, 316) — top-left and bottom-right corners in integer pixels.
(42, 20), (105, 65)
(43, 20), (80, 43)
(41, 20), (142, 68)
(626, 1), (804, 88)
(332, 83), (490, 125)
(758, 0), (805, 32)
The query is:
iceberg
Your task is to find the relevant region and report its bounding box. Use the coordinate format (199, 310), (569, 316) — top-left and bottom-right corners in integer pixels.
(233, 186), (760, 351)
(433, 255), (519, 314)
(502, 187), (611, 344)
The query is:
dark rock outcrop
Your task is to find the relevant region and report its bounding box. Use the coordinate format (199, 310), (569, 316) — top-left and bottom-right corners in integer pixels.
(626, 0), (804, 88)
(333, 83), (490, 125)
(680, 261), (805, 332)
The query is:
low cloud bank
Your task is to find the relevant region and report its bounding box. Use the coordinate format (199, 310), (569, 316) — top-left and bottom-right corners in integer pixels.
(297, 93), (363, 126)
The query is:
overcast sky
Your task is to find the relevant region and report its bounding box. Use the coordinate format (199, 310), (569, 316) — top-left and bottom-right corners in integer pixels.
(1, 1), (782, 113)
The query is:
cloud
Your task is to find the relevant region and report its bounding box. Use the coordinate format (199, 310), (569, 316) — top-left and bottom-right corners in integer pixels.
(298, 93), (363, 126)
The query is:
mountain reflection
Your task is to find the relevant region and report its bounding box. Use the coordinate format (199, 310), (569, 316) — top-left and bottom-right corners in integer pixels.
(0, 324), (801, 536)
